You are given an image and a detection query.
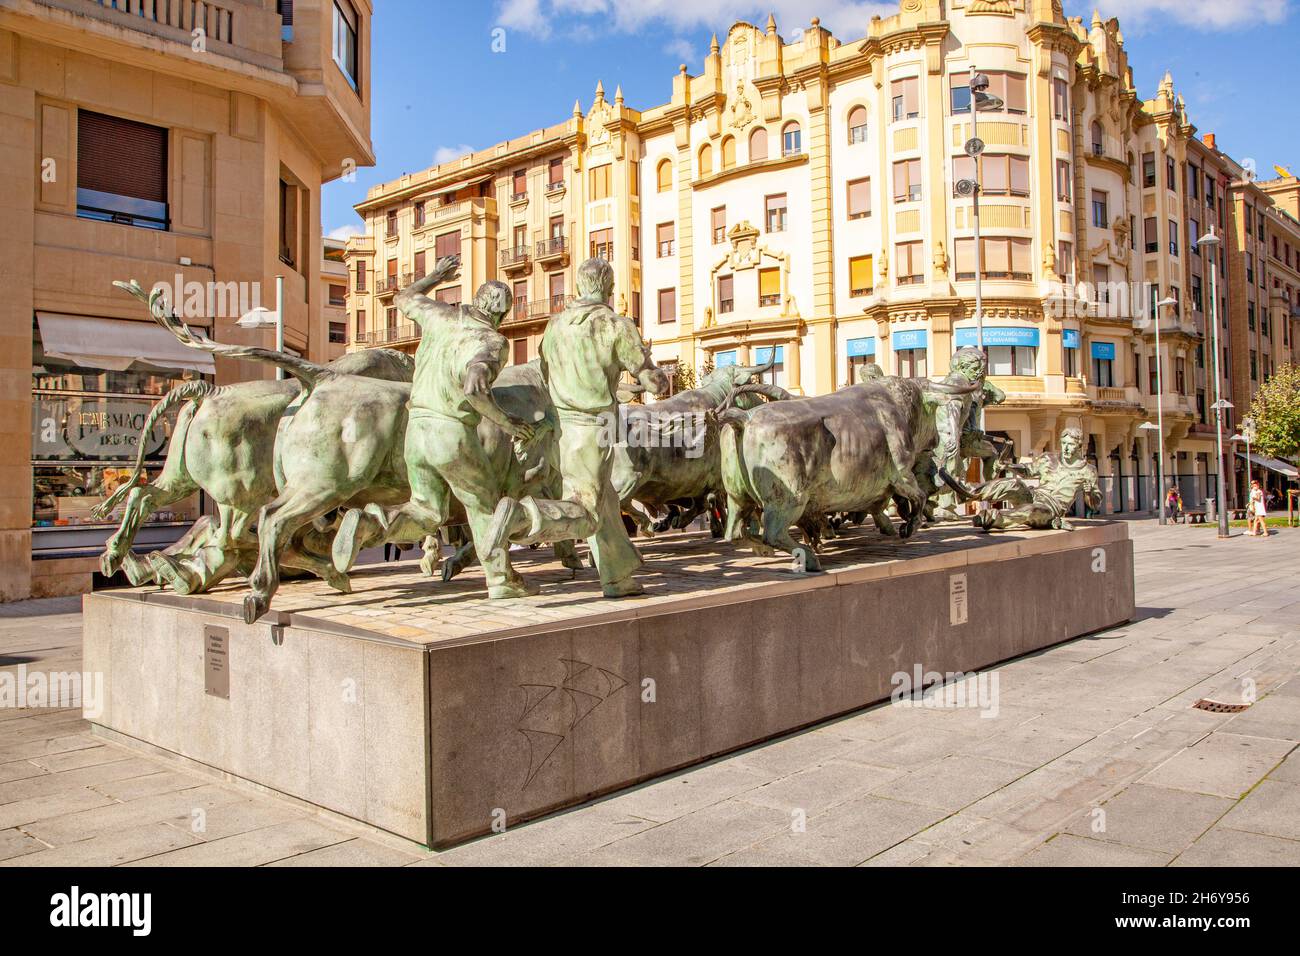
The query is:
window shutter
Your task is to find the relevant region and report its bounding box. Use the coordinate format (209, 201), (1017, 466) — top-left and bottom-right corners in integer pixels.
(1005, 74), (1027, 112)
(77, 110), (168, 203)
(1011, 238), (1032, 275)
(893, 162), (908, 201)
(983, 238), (1010, 274)
(847, 178), (870, 216)
(955, 237), (976, 275)
(1010, 156), (1029, 194)
(759, 267), (780, 297)
(749, 128), (768, 161)
(849, 256), (872, 291)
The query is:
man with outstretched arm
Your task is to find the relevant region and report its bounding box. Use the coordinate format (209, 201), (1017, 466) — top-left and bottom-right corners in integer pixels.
(332, 256), (539, 598)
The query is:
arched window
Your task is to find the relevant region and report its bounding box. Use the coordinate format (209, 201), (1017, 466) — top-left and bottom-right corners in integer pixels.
(721, 136), (736, 170)
(848, 106), (868, 144)
(698, 143), (713, 177)
(782, 121), (802, 157)
(656, 158), (673, 193)
(749, 127), (768, 162)
(1091, 121), (1104, 156)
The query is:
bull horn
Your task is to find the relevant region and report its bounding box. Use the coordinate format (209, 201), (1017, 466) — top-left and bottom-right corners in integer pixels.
(743, 353), (776, 379)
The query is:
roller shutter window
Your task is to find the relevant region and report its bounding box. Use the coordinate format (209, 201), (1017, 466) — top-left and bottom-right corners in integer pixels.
(77, 110), (168, 230)
(849, 256), (873, 297)
(759, 267), (781, 306)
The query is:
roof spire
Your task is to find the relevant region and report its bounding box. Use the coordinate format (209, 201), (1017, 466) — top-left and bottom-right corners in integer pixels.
(614, 85), (623, 106)
(710, 33), (719, 55)
(766, 12), (777, 35)
(1091, 9), (1102, 28)
(594, 79), (605, 102)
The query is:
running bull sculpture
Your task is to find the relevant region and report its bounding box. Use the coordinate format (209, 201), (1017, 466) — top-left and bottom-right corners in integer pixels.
(718, 372), (981, 572)
(611, 357), (791, 537)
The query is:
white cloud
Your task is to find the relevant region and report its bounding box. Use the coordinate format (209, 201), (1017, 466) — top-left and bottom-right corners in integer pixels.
(663, 37), (697, 63)
(494, 0), (897, 44)
(433, 144), (476, 165)
(1084, 0), (1287, 32)
(326, 224), (363, 241)
(496, 0), (1290, 44)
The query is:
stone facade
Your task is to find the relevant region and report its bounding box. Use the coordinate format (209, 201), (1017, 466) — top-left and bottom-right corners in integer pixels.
(345, 1), (1300, 517)
(0, 0), (374, 600)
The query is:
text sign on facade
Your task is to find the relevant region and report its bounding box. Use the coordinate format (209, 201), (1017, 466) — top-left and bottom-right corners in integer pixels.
(949, 573), (969, 626)
(204, 625), (230, 699)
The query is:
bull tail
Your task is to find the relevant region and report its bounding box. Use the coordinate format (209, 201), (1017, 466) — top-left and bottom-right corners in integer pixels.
(936, 468), (978, 503)
(718, 407), (751, 432)
(113, 280), (331, 389)
(90, 380), (213, 520)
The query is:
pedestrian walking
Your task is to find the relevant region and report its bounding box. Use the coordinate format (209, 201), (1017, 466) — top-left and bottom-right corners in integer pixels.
(1248, 479), (1267, 537)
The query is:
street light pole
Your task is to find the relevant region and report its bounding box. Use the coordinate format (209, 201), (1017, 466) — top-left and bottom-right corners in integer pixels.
(1198, 227), (1230, 537)
(1155, 295), (1176, 525)
(970, 67), (984, 355)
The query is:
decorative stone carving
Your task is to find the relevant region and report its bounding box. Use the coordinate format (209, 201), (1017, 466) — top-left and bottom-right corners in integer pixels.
(728, 82), (755, 131)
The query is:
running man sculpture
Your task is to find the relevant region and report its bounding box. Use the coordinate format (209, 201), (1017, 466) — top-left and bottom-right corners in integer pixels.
(484, 257), (669, 597)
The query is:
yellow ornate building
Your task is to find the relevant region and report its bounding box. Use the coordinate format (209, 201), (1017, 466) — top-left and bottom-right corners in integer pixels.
(345, 0), (1299, 515)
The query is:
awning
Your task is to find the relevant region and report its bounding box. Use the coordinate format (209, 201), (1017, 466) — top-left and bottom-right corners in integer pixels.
(37, 312), (215, 374)
(1237, 451), (1299, 479)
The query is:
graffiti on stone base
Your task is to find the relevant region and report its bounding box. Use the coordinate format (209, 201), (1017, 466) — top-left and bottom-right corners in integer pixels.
(517, 658), (627, 789)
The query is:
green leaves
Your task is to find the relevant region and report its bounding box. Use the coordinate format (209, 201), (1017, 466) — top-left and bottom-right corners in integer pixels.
(1248, 363), (1300, 460)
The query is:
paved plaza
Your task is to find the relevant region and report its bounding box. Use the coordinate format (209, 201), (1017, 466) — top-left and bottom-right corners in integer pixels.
(1, 520), (1297, 866)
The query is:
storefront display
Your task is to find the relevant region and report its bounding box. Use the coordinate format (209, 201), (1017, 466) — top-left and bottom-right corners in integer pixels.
(32, 351), (202, 544)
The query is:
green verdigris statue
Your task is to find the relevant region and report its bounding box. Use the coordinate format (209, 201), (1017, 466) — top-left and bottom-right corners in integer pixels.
(484, 257), (669, 598)
(334, 263), (541, 600)
(940, 425), (1102, 531)
(931, 346), (1006, 522)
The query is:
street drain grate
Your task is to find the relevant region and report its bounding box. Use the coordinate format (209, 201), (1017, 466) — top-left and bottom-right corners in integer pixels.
(1194, 699), (1251, 714)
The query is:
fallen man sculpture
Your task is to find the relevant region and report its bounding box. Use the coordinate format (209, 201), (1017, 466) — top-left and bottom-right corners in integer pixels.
(938, 425), (1102, 531)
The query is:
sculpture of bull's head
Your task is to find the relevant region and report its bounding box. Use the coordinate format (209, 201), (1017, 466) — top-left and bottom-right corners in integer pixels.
(920, 378), (981, 462)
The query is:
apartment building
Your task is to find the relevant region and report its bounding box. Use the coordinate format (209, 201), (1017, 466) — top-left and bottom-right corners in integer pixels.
(322, 235), (349, 363)
(344, 0), (1299, 517)
(1, 0), (374, 599)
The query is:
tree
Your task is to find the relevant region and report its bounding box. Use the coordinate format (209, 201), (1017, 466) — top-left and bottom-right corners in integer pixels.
(1247, 363), (1300, 461)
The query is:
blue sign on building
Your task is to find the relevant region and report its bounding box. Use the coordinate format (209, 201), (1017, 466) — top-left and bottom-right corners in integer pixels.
(714, 350), (737, 367)
(1062, 328), (1080, 350)
(892, 329), (928, 351)
(845, 337), (876, 357)
(755, 346), (785, 364)
(953, 326), (1040, 348)
(1090, 341), (1116, 361)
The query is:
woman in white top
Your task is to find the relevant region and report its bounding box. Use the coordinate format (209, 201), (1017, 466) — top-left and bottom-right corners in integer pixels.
(1248, 480), (1267, 536)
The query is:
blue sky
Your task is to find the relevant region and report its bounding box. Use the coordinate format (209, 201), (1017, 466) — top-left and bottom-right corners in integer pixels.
(322, 0), (1299, 237)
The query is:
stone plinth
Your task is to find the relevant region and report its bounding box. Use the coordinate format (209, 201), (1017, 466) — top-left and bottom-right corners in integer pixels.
(82, 521), (1135, 847)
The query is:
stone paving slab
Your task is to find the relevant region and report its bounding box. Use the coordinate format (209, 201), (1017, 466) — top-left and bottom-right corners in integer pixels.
(0, 521), (1298, 866)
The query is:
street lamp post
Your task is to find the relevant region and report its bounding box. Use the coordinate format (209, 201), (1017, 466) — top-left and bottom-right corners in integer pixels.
(1154, 295), (1177, 524)
(237, 274), (286, 379)
(1197, 227), (1231, 537)
(966, 69), (1004, 356)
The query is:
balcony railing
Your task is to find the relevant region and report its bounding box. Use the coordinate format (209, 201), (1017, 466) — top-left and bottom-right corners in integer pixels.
(506, 295), (573, 321)
(356, 323), (420, 347)
(535, 235), (568, 260)
(500, 245), (531, 270)
(93, 0), (237, 46)
(546, 180), (565, 192)
(377, 275), (399, 295)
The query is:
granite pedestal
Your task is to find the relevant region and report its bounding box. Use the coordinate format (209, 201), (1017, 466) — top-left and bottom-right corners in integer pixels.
(82, 521), (1135, 848)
